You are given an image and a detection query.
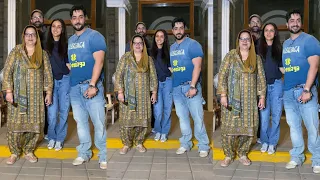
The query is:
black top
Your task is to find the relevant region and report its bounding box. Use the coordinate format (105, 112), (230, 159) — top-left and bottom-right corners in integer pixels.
(153, 48), (171, 82)
(49, 41), (70, 80)
(262, 46), (283, 84)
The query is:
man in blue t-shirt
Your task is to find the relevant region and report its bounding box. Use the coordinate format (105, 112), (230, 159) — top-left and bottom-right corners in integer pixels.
(282, 9), (320, 174)
(170, 17), (209, 157)
(68, 5), (107, 170)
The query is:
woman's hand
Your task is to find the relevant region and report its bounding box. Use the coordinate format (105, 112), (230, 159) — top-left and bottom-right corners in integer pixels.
(118, 92), (125, 103)
(220, 96), (228, 108)
(6, 92), (14, 104)
(258, 97), (265, 110)
(151, 92), (157, 104)
(45, 93), (52, 106)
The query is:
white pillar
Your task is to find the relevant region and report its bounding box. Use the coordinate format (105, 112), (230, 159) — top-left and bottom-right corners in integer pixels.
(7, 0), (16, 54)
(207, 4), (214, 111)
(221, 0), (230, 60)
(118, 8), (126, 59)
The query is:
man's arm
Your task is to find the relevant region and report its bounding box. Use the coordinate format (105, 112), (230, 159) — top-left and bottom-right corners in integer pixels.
(304, 55), (319, 91)
(191, 56), (202, 87)
(90, 50), (105, 86)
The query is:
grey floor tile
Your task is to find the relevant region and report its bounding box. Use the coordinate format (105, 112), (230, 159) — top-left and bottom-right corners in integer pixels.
(213, 161), (239, 170)
(113, 149), (136, 157)
(86, 161), (102, 170)
(193, 171), (215, 180)
(87, 169), (107, 178)
(47, 159), (62, 163)
(109, 156), (132, 163)
(0, 166), (21, 174)
(62, 159), (74, 163)
(133, 149), (154, 157)
(19, 167), (45, 176)
(301, 174), (320, 180)
(167, 171), (193, 180)
(187, 150), (201, 158)
(16, 175), (44, 180)
(44, 176), (62, 180)
(167, 152), (187, 158)
(275, 172), (301, 180)
(231, 177), (257, 180)
(123, 170), (150, 179)
(106, 170), (125, 179)
(0, 173), (17, 180)
(167, 157), (189, 164)
(299, 167), (315, 174)
(88, 178), (106, 180)
(62, 162), (86, 169)
(167, 163), (191, 172)
(62, 169), (88, 177)
(260, 162), (275, 166)
(127, 163), (152, 171)
(275, 166), (299, 173)
(107, 162), (129, 171)
(149, 171), (166, 180)
(22, 161), (47, 168)
(260, 165), (274, 172)
(237, 164), (260, 171)
(189, 157), (212, 165)
(212, 169), (235, 177)
(233, 170), (259, 178)
(153, 151), (167, 157)
(191, 164), (214, 171)
(211, 176), (232, 180)
(0, 158), (25, 167)
(151, 163), (166, 171)
(45, 168), (61, 176)
(131, 156), (153, 164)
(259, 171), (274, 179)
(47, 162), (62, 169)
(153, 157), (166, 164)
(61, 177), (89, 180)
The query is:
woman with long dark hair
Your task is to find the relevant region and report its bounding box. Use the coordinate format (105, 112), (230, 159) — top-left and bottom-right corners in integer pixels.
(151, 29), (172, 142)
(258, 22), (284, 154)
(45, 18), (71, 151)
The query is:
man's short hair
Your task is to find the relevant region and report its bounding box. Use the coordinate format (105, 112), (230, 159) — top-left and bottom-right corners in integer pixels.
(249, 14), (262, 23)
(70, 5), (87, 17)
(135, 22), (146, 30)
(171, 17), (186, 29)
(30, 9), (43, 19)
(286, 9), (303, 22)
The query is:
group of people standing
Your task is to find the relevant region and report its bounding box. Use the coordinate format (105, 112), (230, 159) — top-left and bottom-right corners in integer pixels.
(1, 4), (210, 170)
(114, 18), (210, 157)
(217, 9), (320, 174)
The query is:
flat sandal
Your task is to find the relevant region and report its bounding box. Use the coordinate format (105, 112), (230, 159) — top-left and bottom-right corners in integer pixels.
(220, 157), (233, 167)
(239, 156), (251, 166)
(119, 146), (130, 155)
(6, 154), (19, 165)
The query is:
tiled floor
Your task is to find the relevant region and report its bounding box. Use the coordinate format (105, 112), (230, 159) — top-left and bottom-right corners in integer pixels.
(0, 149), (319, 180)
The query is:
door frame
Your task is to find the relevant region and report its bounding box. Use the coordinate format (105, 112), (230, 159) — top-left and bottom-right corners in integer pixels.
(30, 0), (97, 29)
(138, 0), (194, 38)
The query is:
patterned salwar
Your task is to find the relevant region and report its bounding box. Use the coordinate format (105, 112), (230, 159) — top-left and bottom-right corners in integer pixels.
(2, 45), (53, 155)
(217, 49), (266, 158)
(114, 52), (158, 147)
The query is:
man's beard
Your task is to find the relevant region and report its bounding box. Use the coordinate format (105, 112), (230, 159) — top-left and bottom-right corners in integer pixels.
(33, 22), (43, 28)
(251, 26), (260, 33)
(72, 23), (85, 31)
(289, 26), (301, 34)
(174, 33), (185, 40)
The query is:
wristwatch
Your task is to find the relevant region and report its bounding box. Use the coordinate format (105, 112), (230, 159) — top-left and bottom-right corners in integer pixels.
(89, 85), (98, 91)
(190, 85), (196, 90)
(303, 89), (312, 96)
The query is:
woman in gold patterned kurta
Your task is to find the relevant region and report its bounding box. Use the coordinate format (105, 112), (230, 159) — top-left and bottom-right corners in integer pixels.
(2, 25), (53, 165)
(114, 34), (158, 154)
(217, 30), (266, 167)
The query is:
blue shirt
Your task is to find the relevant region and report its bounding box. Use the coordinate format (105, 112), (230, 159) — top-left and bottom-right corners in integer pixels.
(282, 32), (320, 90)
(68, 28), (107, 86)
(263, 46), (283, 84)
(170, 37), (204, 87)
(153, 48), (171, 82)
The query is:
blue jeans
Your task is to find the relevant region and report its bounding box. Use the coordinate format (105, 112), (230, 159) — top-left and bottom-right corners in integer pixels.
(283, 85), (320, 167)
(172, 83), (210, 152)
(47, 75), (71, 143)
(259, 79), (283, 146)
(70, 81), (107, 163)
(153, 77), (173, 135)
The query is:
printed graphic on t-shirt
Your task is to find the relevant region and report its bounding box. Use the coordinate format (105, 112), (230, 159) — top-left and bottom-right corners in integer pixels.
(69, 41), (86, 69)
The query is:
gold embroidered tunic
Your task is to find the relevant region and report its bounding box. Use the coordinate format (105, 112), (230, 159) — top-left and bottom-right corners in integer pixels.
(2, 45), (53, 133)
(217, 49), (266, 136)
(114, 52), (158, 127)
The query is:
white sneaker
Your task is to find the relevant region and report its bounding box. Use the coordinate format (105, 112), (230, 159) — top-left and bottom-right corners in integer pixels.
(54, 141), (63, 151)
(267, 145), (275, 155)
(47, 140), (55, 150)
(199, 151), (208, 158)
(286, 161), (298, 169)
(176, 147), (187, 155)
(257, 138), (261, 144)
(154, 133), (161, 141)
(160, 134), (167, 142)
(260, 143), (268, 153)
(100, 162), (107, 170)
(72, 157), (86, 166)
(313, 166), (320, 174)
